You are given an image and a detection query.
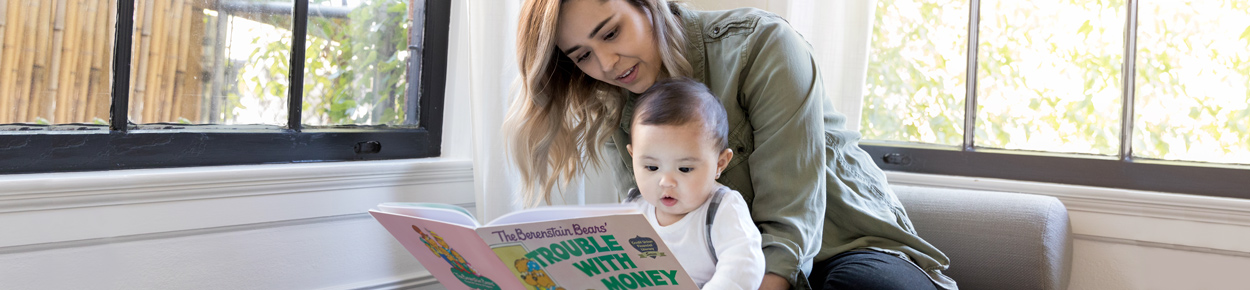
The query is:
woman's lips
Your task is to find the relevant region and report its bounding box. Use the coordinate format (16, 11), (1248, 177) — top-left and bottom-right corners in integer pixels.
(617, 64), (638, 84)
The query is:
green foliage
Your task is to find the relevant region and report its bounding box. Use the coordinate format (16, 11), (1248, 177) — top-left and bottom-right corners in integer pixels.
(1130, 0), (1250, 163)
(863, 0), (1249, 164)
(1241, 25), (1250, 44)
(861, 0), (967, 146)
(243, 0), (411, 126)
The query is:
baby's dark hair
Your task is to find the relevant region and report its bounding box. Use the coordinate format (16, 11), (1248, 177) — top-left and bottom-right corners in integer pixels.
(632, 77), (729, 150)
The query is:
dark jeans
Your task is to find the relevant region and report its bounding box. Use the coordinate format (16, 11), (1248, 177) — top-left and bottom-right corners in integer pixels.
(808, 250), (938, 290)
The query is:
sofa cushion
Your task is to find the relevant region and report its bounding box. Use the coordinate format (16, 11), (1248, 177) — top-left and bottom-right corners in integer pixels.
(893, 184), (1072, 290)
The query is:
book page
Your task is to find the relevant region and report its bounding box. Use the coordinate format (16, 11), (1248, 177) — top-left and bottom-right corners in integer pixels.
(476, 213), (697, 290)
(370, 211), (523, 290)
(378, 202), (480, 228)
(486, 203), (640, 226)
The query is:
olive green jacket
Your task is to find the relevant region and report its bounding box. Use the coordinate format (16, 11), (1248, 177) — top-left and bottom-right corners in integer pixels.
(609, 6), (956, 290)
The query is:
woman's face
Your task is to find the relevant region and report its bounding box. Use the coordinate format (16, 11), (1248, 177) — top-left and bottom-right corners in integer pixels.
(556, 0), (663, 94)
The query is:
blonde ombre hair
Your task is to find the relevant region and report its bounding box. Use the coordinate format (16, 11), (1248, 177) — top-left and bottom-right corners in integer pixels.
(506, 0), (693, 207)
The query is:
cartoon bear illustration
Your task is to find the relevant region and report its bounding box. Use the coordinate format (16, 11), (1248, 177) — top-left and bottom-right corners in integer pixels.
(412, 225), (477, 275)
(513, 257), (564, 290)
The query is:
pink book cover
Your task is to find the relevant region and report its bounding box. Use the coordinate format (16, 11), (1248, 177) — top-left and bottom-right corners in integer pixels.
(475, 212), (697, 290)
(369, 211), (523, 290)
(371, 203), (696, 290)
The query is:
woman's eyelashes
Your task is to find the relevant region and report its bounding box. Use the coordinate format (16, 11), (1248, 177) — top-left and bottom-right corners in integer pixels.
(604, 28), (618, 41)
(572, 28), (618, 64)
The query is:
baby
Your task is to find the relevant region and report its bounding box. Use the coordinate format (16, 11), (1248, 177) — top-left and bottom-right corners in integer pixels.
(625, 77), (765, 289)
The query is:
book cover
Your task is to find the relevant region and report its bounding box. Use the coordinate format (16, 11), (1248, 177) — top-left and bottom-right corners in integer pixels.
(370, 211), (521, 290)
(370, 203), (697, 290)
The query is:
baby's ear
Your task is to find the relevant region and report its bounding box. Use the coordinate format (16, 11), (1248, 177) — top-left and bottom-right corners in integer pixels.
(717, 148), (733, 170)
(626, 144), (634, 157)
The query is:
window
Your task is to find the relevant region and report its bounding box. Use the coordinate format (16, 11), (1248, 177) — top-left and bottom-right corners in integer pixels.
(862, 0), (1249, 198)
(0, 0), (450, 174)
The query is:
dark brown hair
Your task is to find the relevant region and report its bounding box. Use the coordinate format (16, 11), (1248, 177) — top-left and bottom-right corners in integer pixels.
(632, 77), (729, 150)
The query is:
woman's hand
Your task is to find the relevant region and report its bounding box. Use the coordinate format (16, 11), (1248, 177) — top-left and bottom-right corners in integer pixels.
(758, 273), (791, 290)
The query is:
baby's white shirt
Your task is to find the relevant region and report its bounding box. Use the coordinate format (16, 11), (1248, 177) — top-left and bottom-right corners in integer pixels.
(632, 188), (765, 289)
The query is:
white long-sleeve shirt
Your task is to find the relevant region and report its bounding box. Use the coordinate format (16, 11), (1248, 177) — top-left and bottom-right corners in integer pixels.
(633, 188), (765, 289)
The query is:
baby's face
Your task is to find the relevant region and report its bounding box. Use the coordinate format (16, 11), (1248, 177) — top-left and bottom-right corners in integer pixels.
(628, 121), (731, 226)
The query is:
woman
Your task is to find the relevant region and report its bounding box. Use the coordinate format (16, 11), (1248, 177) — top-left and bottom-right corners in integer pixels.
(504, 0), (956, 289)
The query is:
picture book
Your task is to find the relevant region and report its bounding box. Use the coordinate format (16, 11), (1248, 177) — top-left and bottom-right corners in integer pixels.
(369, 202), (698, 290)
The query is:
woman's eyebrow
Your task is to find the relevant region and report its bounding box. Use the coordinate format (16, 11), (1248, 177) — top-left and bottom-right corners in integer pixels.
(562, 15), (616, 56)
(563, 45), (582, 56)
(588, 14), (614, 38)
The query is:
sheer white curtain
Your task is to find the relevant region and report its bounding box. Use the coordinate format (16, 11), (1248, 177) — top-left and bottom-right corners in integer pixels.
(787, 0), (879, 132)
(466, 0), (522, 222)
(466, 0), (594, 222)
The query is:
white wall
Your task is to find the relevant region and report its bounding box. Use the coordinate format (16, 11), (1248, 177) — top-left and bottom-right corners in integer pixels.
(0, 0), (477, 289)
(0, 159), (474, 289)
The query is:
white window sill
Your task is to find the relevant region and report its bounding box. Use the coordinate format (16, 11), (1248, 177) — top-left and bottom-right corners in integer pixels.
(0, 158), (475, 249)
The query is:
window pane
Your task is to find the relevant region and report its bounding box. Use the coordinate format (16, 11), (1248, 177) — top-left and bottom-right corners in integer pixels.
(974, 0), (1125, 155)
(130, 0), (291, 126)
(302, 0), (415, 127)
(861, 0), (970, 145)
(1133, 0), (1250, 165)
(0, 0), (114, 125)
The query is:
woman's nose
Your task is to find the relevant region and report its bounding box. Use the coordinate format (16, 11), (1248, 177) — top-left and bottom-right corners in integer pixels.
(595, 49), (618, 75)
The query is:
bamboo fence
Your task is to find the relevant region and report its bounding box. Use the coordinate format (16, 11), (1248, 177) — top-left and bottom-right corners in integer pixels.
(0, 0), (206, 125)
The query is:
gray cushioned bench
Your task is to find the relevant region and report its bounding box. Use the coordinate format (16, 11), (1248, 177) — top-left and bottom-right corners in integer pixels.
(893, 185), (1073, 290)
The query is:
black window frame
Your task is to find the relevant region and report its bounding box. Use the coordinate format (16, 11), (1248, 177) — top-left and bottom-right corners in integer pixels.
(861, 0), (1250, 199)
(0, 0), (451, 175)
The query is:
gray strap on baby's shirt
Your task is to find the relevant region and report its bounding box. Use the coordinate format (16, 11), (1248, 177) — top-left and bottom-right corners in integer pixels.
(705, 187), (728, 264)
(628, 186), (727, 264)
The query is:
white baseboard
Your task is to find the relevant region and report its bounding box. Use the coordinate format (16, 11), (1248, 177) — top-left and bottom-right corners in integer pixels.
(1073, 234), (1250, 258)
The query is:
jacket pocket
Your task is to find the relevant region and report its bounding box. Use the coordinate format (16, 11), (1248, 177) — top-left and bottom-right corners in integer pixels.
(706, 17), (756, 40)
